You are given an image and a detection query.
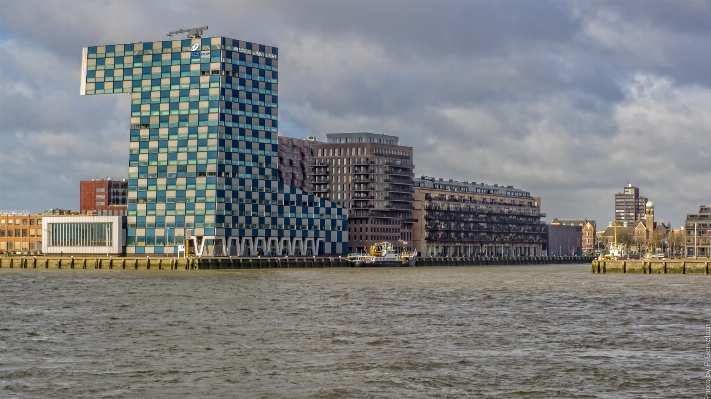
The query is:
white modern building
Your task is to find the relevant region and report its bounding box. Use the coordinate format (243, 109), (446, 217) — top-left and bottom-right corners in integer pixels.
(41, 216), (125, 255)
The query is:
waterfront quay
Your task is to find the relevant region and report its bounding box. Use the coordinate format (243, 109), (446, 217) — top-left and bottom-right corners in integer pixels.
(592, 259), (710, 274)
(0, 255), (595, 270)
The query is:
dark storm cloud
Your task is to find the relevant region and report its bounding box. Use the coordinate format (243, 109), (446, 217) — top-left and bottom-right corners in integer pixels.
(0, 0), (709, 226)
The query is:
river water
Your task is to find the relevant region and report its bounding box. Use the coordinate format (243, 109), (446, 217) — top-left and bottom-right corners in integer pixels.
(0, 265), (708, 398)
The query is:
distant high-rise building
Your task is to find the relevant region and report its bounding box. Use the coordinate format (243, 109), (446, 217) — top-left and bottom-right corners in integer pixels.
(614, 183), (648, 223)
(80, 178), (128, 216)
(310, 133), (415, 253)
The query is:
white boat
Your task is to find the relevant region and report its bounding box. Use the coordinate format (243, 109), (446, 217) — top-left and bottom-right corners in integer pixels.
(346, 242), (417, 267)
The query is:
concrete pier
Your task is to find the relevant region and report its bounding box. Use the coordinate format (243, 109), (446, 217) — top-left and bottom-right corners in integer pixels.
(591, 259), (710, 274)
(0, 255), (595, 270)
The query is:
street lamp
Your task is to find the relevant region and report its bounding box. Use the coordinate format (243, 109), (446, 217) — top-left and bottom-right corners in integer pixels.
(165, 227), (172, 256)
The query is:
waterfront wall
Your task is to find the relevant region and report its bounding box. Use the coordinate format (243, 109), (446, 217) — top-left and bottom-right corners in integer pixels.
(591, 259), (710, 274)
(0, 256), (595, 270)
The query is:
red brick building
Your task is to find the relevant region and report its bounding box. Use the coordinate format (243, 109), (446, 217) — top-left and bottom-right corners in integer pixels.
(80, 179), (128, 216)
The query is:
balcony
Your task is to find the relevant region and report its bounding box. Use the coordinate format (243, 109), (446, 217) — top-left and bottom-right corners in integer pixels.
(352, 202), (374, 209)
(309, 169), (330, 176)
(352, 159), (375, 166)
(386, 203), (414, 210)
(384, 178), (414, 185)
(385, 168), (415, 177)
(354, 186), (375, 192)
(384, 195), (414, 202)
(385, 186), (414, 194)
(352, 177), (374, 183)
(385, 161), (413, 169)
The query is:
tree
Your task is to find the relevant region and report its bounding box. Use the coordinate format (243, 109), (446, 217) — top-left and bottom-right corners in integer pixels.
(617, 232), (633, 248)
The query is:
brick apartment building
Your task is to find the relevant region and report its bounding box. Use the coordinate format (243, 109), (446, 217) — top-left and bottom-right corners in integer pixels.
(310, 133), (415, 253)
(413, 177), (545, 257)
(80, 179), (128, 216)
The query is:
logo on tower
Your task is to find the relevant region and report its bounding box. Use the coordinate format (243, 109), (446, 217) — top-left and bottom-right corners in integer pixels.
(190, 43), (200, 51)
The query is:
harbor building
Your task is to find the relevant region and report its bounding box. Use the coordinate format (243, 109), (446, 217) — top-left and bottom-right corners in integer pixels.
(309, 133), (415, 253)
(614, 183), (648, 224)
(412, 177), (545, 257)
(80, 178), (128, 216)
(0, 212), (44, 254)
(685, 205), (710, 257)
(80, 28), (347, 256)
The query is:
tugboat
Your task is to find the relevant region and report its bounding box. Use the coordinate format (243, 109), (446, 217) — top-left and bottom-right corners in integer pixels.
(346, 241), (417, 267)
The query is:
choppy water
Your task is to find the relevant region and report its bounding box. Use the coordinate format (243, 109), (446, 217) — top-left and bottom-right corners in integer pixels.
(0, 265), (708, 398)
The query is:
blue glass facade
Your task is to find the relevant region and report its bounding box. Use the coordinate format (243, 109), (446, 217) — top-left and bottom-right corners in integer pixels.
(81, 36), (347, 256)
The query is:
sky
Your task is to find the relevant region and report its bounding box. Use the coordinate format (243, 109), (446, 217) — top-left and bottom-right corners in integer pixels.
(0, 0), (709, 227)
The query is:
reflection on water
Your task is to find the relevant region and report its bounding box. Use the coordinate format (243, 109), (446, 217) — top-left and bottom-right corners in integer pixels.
(0, 265), (707, 398)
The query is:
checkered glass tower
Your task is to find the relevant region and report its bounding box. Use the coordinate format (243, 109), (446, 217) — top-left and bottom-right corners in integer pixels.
(80, 35), (347, 256)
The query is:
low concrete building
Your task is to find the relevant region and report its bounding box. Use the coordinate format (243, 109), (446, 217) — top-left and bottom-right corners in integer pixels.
(41, 216), (125, 255)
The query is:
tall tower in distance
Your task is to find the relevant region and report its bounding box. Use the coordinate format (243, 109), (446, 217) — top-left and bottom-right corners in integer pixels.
(614, 183), (648, 224)
(645, 201), (655, 233)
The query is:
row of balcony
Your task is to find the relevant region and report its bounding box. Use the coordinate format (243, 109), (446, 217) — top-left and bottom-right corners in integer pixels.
(425, 204), (545, 217)
(424, 213), (546, 225)
(424, 194), (540, 208)
(425, 224), (546, 233)
(348, 212), (416, 221)
(425, 235), (547, 243)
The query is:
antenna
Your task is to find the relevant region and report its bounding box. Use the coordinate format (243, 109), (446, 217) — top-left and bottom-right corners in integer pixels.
(166, 26), (209, 39)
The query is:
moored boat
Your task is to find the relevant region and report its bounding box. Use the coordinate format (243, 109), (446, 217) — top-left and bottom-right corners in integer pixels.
(346, 242), (417, 267)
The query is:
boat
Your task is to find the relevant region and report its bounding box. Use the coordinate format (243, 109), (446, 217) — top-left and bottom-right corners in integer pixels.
(601, 242), (627, 260)
(346, 241), (417, 267)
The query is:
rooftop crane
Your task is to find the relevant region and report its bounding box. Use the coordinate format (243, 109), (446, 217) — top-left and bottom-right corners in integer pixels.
(166, 26), (208, 39)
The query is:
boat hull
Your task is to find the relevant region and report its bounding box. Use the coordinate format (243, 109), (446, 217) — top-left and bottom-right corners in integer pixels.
(352, 257), (417, 267)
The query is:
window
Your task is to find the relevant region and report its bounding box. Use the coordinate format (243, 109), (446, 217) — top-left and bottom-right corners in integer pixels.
(96, 188), (105, 192)
(96, 202), (106, 206)
(96, 195), (105, 199)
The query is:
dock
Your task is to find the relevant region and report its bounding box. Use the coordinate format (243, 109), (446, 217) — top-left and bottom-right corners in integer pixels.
(0, 255), (595, 270)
